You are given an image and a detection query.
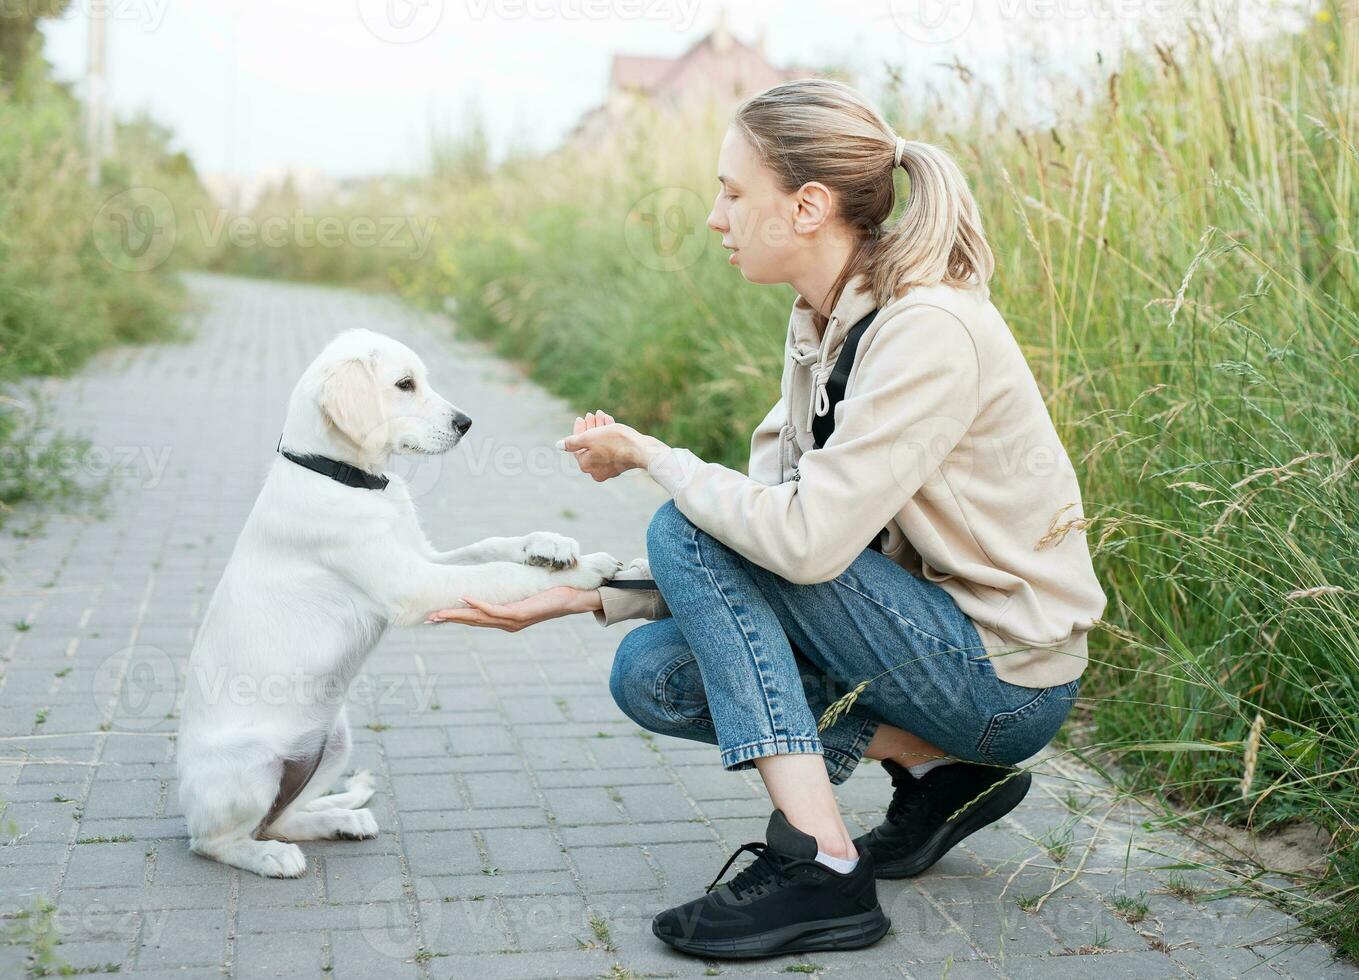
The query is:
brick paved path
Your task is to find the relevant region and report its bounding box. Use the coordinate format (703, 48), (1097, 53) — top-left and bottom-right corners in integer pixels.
(0, 274), (1354, 979)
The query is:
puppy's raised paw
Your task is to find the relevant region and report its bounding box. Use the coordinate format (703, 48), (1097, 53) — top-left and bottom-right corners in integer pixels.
(519, 531), (580, 570)
(554, 552), (624, 591)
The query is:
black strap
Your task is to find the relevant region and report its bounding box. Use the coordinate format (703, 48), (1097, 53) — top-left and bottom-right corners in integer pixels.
(604, 578), (658, 590)
(811, 309), (879, 450)
(277, 437), (389, 491)
(809, 308), (884, 554)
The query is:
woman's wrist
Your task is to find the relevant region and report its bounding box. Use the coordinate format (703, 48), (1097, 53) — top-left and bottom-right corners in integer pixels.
(632, 433), (670, 470)
(569, 587), (604, 613)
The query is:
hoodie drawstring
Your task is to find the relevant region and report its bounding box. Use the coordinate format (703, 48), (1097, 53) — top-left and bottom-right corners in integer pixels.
(809, 366), (832, 430)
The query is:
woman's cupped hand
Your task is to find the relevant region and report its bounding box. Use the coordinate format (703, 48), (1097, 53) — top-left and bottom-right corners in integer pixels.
(556, 410), (666, 482)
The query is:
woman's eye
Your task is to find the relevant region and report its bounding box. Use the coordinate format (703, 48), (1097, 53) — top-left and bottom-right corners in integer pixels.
(396, 378), (415, 392)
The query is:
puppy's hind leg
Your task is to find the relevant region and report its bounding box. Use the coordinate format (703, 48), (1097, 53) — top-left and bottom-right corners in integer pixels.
(279, 711), (376, 812)
(303, 769), (375, 811)
(264, 714), (380, 843)
(181, 746), (307, 878)
(264, 721), (378, 840)
(266, 806), (379, 841)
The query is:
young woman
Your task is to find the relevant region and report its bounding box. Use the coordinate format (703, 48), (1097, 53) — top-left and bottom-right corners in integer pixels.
(431, 78), (1107, 959)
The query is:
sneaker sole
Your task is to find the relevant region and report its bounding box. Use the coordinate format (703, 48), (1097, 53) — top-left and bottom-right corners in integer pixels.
(652, 907), (891, 959)
(871, 770), (1032, 879)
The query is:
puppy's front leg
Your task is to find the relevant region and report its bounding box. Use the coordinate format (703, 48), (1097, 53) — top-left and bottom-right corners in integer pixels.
(375, 554), (620, 627)
(432, 532), (580, 570)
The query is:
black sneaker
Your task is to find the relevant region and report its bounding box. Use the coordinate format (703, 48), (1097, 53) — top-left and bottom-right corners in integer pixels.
(651, 810), (891, 959)
(852, 759), (1031, 879)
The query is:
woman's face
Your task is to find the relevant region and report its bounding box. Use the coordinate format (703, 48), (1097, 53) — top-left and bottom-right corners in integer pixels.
(706, 126), (801, 285)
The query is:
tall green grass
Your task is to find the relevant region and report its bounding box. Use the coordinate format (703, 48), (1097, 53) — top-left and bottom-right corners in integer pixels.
(0, 55), (208, 520)
(392, 4), (1358, 954)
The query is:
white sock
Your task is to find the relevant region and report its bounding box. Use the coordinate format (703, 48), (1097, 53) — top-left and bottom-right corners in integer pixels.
(907, 756), (956, 778)
(814, 849), (860, 874)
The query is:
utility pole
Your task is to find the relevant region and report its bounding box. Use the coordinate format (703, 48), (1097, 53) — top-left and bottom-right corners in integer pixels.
(85, 0), (110, 185)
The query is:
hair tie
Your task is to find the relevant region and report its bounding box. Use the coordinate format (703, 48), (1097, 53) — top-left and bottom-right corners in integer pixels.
(893, 136), (907, 168)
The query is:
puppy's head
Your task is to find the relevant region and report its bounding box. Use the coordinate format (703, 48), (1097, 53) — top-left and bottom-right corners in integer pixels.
(311, 329), (471, 459)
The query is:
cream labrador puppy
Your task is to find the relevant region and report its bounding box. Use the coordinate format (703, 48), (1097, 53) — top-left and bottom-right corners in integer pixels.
(176, 328), (619, 877)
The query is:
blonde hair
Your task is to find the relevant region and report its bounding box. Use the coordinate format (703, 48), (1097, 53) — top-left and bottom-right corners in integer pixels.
(733, 78), (994, 309)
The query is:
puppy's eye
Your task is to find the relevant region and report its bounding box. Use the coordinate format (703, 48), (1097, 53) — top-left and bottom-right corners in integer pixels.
(395, 377), (415, 392)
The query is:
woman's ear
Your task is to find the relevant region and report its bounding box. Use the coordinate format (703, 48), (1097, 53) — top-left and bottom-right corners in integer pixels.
(318, 356), (387, 456)
(792, 181), (834, 235)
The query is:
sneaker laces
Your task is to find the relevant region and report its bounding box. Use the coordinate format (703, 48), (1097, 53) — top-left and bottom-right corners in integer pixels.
(705, 842), (785, 896)
(886, 766), (929, 820)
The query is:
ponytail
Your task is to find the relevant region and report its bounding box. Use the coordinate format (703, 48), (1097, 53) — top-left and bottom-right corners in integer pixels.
(870, 139), (994, 300)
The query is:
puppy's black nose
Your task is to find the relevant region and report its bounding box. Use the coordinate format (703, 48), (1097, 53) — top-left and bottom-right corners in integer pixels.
(452, 413), (472, 435)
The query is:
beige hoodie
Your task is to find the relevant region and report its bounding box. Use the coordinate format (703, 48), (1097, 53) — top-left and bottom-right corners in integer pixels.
(594, 275), (1107, 688)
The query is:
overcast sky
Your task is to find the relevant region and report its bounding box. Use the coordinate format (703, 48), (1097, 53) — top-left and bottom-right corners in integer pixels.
(39, 0), (1265, 181)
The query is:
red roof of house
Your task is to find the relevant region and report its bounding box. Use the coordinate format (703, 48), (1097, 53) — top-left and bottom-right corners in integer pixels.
(611, 55), (678, 93)
(607, 28), (803, 102)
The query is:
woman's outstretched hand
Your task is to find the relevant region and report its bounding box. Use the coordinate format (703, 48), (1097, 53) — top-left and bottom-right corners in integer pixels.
(557, 410), (667, 482)
(425, 586), (602, 631)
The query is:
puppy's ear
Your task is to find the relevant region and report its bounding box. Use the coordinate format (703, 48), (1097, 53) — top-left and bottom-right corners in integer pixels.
(318, 356), (388, 455)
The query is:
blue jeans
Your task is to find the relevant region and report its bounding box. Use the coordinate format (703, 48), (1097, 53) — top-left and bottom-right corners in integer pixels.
(609, 501), (1079, 784)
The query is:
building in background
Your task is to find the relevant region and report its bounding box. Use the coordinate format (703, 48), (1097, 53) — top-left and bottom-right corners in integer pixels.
(571, 11), (811, 143)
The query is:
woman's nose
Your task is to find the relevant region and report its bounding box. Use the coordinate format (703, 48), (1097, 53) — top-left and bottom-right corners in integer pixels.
(706, 204), (725, 234)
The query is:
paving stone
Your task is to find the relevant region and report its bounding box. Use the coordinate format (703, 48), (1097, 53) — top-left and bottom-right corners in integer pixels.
(328, 923), (423, 980)
(82, 779), (162, 820)
(1253, 941), (1359, 977)
(389, 772), (464, 812)
(65, 840), (149, 883)
(571, 844), (660, 893)
(542, 786), (629, 825)
(482, 826), (569, 873)
(324, 853), (410, 903)
(464, 770), (539, 809)
(401, 829), (483, 875)
(1171, 943), (1278, 978)
(136, 907), (228, 969)
(430, 870), (579, 901)
(234, 930), (327, 976)
(992, 950), (1182, 978)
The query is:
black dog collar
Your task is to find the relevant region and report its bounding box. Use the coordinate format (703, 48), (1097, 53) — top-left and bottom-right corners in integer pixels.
(277, 438), (389, 491)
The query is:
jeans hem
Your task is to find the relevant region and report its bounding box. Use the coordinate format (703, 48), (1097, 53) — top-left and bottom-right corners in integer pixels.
(823, 716), (880, 785)
(720, 735), (823, 772)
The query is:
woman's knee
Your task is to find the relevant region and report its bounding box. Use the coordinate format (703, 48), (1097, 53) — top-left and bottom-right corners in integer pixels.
(645, 500), (694, 577)
(608, 630), (650, 726)
(609, 621), (712, 738)
(608, 621), (681, 730)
